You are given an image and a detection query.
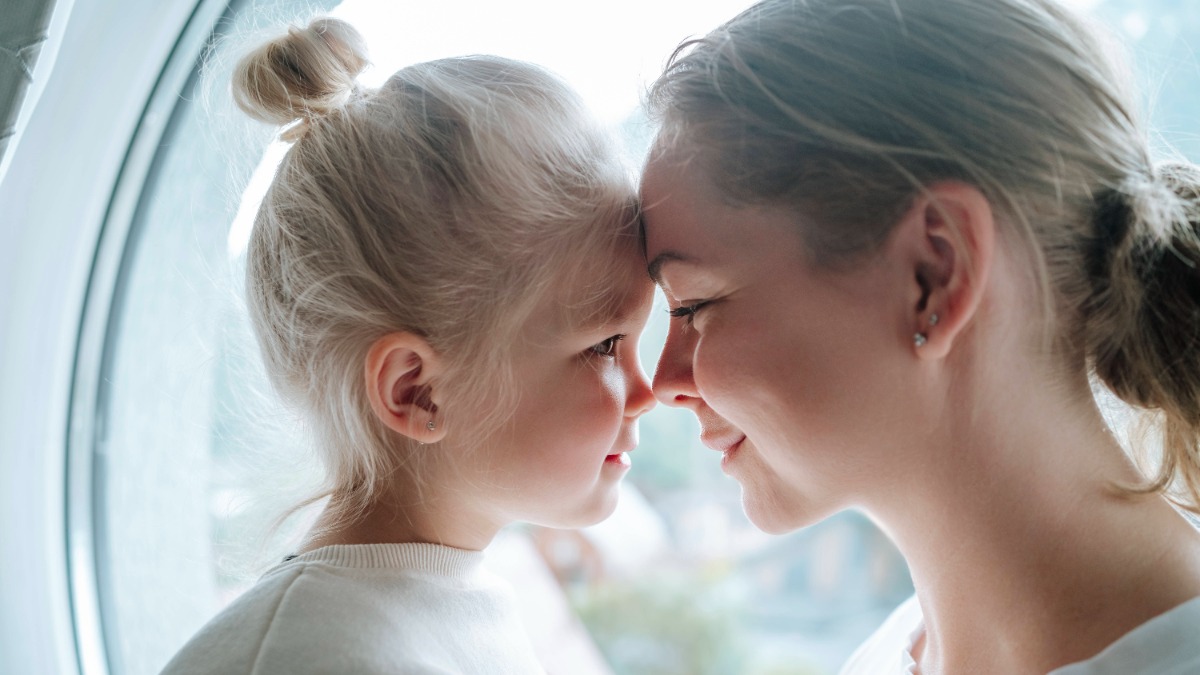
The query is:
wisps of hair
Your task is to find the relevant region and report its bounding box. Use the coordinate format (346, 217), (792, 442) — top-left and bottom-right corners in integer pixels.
(231, 17), (635, 531)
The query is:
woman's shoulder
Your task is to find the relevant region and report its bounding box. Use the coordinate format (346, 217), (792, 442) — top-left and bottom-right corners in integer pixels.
(838, 595), (923, 675)
(1050, 595), (1200, 675)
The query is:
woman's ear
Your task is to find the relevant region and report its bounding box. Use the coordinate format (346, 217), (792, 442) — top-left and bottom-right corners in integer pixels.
(364, 333), (446, 443)
(893, 181), (995, 360)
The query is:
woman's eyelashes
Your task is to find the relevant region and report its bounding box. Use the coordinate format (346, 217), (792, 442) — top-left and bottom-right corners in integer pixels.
(667, 301), (709, 326)
(589, 334), (626, 358)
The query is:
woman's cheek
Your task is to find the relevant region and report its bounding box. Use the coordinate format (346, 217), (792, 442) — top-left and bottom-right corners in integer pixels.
(697, 317), (776, 411)
(693, 331), (738, 404)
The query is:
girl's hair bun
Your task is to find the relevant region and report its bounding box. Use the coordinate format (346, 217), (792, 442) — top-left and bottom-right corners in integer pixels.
(232, 17), (369, 136)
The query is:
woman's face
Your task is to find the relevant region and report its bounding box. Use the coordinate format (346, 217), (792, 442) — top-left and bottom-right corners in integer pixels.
(640, 153), (918, 533)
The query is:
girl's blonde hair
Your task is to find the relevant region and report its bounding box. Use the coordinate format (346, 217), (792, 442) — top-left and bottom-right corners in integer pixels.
(649, 0), (1200, 511)
(232, 17), (637, 522)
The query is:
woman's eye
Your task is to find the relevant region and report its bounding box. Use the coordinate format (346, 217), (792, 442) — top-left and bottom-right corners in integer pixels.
(590, 334), (625, 358)
(667, 301), (708, 326)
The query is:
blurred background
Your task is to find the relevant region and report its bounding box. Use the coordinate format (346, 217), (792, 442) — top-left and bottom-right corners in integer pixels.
(1, 0), (1197, 674)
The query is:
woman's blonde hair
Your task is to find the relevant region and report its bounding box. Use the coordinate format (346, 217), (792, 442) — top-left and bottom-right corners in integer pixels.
(649, 0), (1200, 511)
(231, 17), (637, 523)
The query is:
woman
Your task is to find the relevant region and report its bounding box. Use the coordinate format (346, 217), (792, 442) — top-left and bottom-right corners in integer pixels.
(640, 0), (1200, 672)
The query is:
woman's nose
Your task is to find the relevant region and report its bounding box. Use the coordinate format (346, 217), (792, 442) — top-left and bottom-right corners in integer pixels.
(624, 353), (657, 419)
(652, 320), (701, 409)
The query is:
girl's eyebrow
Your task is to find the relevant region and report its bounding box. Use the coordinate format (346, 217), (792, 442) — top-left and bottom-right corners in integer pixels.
(647, 251), (692, 284)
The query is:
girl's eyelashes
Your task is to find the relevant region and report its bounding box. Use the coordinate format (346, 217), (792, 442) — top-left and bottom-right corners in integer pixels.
(589, 334), (626, 358)
(667, 301), (709, 325)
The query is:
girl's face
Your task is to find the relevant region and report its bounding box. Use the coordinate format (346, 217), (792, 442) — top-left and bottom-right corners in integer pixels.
(640, 154), (918, 533)
(473, 246), (657, 529)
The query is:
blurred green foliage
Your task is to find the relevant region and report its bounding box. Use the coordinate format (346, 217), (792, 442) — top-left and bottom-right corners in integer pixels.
(573, 578), (824, 675)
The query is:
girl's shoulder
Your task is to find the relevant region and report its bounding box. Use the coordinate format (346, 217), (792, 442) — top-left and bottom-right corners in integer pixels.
(158, 561), (307, 674)
(160, 544), (543, 675)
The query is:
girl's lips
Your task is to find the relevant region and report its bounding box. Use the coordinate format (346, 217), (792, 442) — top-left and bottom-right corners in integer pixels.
(604, 452), (631, 467)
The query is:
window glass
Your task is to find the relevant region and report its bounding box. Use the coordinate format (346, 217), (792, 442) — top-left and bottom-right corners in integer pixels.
(91, 3), (334, 673)
(91, 1), (1200, 674)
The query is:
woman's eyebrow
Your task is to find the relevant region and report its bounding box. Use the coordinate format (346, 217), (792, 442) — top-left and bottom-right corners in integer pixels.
(647, 251), (692, 284)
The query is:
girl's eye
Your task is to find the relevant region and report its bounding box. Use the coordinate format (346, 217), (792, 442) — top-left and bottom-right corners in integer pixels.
(590, 334), (625, 358)
(668, 301), (709, 326)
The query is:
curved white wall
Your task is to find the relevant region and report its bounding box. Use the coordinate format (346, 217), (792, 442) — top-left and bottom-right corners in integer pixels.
(0, 1), (201, 672)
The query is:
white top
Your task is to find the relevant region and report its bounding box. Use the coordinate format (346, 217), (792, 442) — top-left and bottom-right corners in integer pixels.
(841, 594), (1200, 675)
(160, 543), (545, 675)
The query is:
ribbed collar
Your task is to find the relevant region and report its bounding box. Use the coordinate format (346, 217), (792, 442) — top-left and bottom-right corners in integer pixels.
(277, 543), (486, 578)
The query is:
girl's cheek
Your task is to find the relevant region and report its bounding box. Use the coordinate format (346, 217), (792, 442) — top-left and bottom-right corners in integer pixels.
(598, 367), (625, 413)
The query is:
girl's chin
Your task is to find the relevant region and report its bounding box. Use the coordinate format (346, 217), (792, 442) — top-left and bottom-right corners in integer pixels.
(530, 489), (620, 530)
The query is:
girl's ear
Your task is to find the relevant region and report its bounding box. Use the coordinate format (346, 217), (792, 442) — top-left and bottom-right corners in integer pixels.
(892, 181), (995, 360)
(364, 333), (446, 443)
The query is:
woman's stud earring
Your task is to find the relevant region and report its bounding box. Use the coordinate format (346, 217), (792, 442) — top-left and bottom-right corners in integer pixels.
(928, 313), (939, 327)
(426, 420), (436, 431)
(914, 333), (927, 348)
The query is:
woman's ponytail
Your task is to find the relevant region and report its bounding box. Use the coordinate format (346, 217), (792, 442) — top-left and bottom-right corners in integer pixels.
(1087, 162), (1200, 511)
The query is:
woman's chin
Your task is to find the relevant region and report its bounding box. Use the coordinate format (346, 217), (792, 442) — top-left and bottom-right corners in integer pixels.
(740, 487), (823, 535)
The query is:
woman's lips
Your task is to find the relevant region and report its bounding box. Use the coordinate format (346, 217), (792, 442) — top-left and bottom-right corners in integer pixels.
(719, 437), (745, 471)
(701, 432), (745, 455)
(701, 433), (746, 473)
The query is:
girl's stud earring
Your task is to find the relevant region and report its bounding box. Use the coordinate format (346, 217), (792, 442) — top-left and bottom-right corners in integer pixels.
(914, 333), (927, 348)
(426, 420), (436, 431)
(928, 313), (939, 327)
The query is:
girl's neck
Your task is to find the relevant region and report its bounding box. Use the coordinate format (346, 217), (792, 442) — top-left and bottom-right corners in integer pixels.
(871, 393), (1200, 675)
(298, 487), (503, 554)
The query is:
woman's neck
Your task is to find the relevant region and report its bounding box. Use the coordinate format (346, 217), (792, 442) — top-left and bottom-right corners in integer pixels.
(870, 390), (1200, 674)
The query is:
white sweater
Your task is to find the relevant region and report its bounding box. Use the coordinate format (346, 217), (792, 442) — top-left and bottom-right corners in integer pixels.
(160, 543), (545, 675)
(841, 594), (1200, 675)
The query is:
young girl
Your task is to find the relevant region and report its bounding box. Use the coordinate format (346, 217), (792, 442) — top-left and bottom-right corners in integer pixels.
(162, 17), (655, 675)
(641, 0), (1200, 673)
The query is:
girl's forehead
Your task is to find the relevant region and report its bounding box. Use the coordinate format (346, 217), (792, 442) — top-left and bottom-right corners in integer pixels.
(527, 246), (654, 339)
(570, 249), (654, 324)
